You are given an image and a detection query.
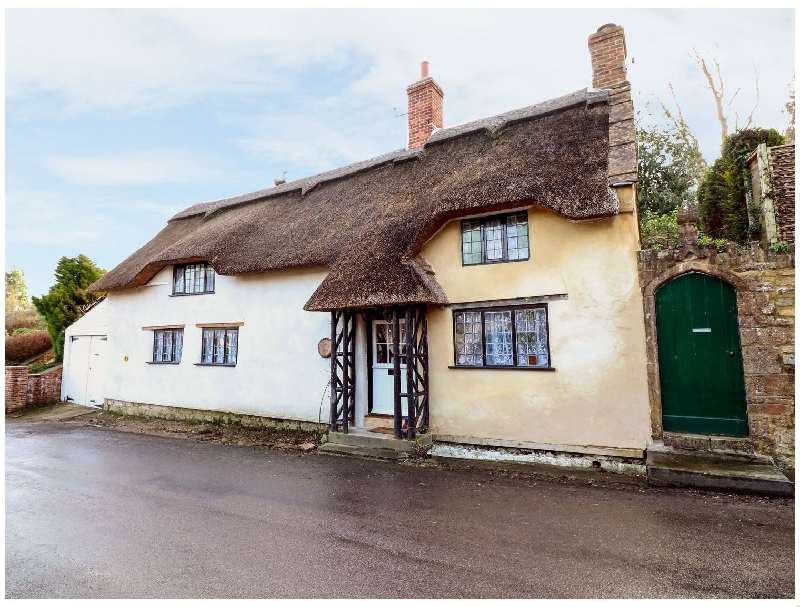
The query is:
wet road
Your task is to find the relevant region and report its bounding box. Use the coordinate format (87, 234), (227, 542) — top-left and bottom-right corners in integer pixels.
(5, 419), (794, 599)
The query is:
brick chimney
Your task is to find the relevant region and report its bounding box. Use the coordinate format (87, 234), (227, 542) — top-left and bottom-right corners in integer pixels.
(588, 24), (637, 201)
(407, 61), (444, 149)
(588, 23), (628, 90)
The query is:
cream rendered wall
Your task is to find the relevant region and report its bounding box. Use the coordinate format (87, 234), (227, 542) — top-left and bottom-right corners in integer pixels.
(421, 206), (651, 450)
(104, 266), (332, 422)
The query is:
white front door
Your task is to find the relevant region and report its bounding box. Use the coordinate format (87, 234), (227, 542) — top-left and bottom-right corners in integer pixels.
(371, 320), (407, 416)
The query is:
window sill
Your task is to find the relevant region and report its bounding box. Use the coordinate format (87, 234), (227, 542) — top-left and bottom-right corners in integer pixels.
(462, 257), (530, 267)
(448, 365), (555, 372)
(146, 361), (181, 365)
(194, 363), (237, 367)
(169, 291), (215, 297)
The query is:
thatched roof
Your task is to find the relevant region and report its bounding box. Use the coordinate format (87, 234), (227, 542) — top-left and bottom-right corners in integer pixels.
(90, 88), (622, 311)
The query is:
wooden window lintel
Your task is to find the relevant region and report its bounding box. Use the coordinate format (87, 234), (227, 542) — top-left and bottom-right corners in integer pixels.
(195, 322), (244, 328)
(142, 324), (185, 331)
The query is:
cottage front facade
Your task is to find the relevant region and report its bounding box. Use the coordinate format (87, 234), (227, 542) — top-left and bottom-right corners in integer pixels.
(90, 24), (651, 458)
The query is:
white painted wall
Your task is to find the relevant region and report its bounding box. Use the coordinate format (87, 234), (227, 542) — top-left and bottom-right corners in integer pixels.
(65, 298), (109, 338)
(62, 299), (109, 403)
(104, 266), (333, 422)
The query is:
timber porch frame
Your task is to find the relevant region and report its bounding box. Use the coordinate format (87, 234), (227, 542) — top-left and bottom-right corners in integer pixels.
(330, 306), (429, 439)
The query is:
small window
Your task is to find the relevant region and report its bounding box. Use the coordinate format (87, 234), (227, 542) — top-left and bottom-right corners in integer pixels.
(201, 328), (238, 365)
(461, 212), (529, 265)
(453, 305), (550, 368)
(153, 329), (183, 363)
(173, 262), (215, 295)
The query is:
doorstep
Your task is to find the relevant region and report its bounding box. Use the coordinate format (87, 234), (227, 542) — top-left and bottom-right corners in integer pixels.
(646, 442), (794, 497)
(318, 427), (432, 460)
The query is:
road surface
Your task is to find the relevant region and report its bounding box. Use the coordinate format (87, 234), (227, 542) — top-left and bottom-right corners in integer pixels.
(5, 418), (794, 598)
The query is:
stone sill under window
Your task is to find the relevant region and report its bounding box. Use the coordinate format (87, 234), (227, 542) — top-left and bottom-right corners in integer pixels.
(169, 291), (215, 297)
(146, 361), (181, 365)
(194, 363), (237, 367)
(448, 365), (556, 372)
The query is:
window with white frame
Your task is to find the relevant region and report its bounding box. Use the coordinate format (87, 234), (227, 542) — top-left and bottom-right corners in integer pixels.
(453, 305), (550, 368)
(200, 327), (238, 365)
(461, 212), (529, 265)
(173, 262), (215, 295)
(152, 328), (183, 363)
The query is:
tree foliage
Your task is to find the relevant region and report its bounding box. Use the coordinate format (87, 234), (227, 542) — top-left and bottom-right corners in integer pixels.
(32, 255), (106, 361)
(5, 267), (30, 313)
(636, 116), (706, 214)
(697, 128), (785, 244)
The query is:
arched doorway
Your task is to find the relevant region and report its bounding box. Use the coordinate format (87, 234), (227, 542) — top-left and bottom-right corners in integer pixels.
(655, 272), (747, 436)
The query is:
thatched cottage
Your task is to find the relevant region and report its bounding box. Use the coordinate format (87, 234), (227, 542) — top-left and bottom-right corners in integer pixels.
(88, 24), (650, 460)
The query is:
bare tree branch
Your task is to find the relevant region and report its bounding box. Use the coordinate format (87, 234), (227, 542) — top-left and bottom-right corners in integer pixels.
(743, 64), (760, 130)
(693, 46), (728, 150)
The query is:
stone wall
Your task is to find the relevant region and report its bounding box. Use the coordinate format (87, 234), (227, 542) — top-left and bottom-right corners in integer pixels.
(5, 365), (63, 413)
(638, 242), (795, 468)
(769, 145), (795, 245)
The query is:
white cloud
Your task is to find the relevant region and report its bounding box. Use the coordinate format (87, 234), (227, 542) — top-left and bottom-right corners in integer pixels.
(44, 151), (228, 186)
(5, 190), (109, 246)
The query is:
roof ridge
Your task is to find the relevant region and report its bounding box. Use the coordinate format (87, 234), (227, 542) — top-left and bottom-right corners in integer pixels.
(169, 88), (607, 223)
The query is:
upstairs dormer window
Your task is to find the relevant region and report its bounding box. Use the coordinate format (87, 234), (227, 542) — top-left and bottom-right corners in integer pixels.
(173, 262), (215, 295)
(461, 212), (529, 265)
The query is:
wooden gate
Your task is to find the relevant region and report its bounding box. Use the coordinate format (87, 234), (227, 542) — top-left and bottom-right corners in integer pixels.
(655, 273), (747, 436)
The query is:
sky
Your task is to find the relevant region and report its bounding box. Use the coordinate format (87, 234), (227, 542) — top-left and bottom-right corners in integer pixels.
(5, 8), (795, 300)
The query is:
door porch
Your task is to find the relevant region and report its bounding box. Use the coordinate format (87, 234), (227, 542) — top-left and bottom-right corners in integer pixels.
(329, 305), (429, 440)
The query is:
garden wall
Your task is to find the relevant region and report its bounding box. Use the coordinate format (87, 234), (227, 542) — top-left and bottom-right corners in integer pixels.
(638, 242), (794, 468)
(5, 365), (63, 413)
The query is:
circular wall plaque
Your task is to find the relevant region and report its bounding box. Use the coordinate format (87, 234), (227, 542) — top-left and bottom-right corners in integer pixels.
(318, 338), (332, 359)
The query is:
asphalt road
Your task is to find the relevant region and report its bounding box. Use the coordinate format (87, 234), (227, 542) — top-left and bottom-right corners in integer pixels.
(5, 418), (795, 599)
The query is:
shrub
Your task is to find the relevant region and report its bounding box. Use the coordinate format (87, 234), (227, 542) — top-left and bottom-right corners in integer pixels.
(640, 208), (679, 250)
(697, 234), (729, 251)
(5, 313), (43, 334)
(5, 331), (52, 365)
(28, 360), (60, 374)
(770, 241), (790, 254)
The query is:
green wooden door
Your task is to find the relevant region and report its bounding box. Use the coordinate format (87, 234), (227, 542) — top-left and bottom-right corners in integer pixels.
(655, 273), (747, 436)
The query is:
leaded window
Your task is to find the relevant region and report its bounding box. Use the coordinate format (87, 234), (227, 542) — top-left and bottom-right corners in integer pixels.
(153, 329), (183, 363)
(201, 328), (238, 365)
(173, 262), (215, 295)
(453, 305), (550, 368)
(461, 212), (529, 265)
(454, 311), (483, 366)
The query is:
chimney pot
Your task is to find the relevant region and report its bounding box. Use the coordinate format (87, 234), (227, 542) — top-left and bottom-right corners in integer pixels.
(421, 61), (429, 79)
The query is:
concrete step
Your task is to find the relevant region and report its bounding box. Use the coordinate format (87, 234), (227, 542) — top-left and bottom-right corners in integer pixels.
(326, 428), (416, 452)
(646, 443), (794, 497)
(318, 442), (409, 460)
(321, 428), (433, 460)
(663, 432), (756, 455)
